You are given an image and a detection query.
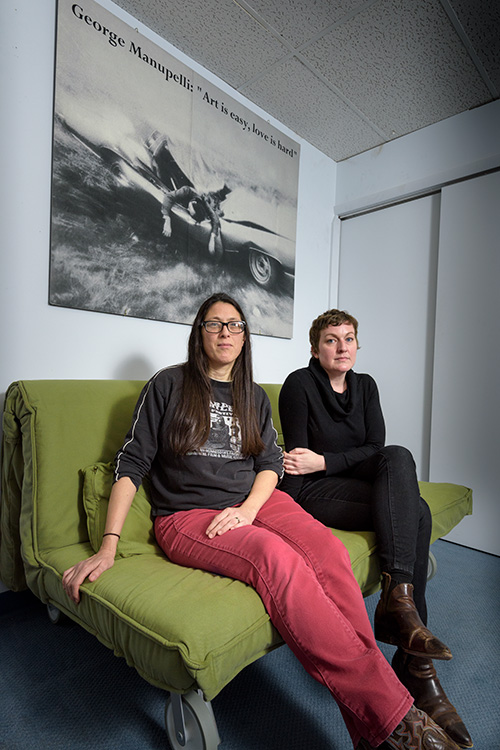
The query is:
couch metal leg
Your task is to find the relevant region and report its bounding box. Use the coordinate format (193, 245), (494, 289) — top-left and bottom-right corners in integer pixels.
(165, 690), (220, 750)
(427, 550), (438, 581)
(47, 603), (68, 625)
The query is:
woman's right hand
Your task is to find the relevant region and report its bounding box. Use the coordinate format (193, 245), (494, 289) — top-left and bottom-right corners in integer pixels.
(283, 447), (326, 475)
(62, 548), (116, 605)
(63, 477), (136, 604)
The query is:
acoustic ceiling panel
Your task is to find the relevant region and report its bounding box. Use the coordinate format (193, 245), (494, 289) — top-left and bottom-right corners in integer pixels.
(241, 56), (385, 160)
(116, 0), (289, 87)
(109, 0), (500, 160)
(299, 0), (490, 138)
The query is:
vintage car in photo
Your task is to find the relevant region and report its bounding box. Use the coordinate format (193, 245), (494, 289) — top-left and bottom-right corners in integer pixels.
(60, 121), (296, 289)
(167, 186), (295, 289)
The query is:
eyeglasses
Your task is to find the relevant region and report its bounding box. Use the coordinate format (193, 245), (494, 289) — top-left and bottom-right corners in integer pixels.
(201, 320), (246, 334)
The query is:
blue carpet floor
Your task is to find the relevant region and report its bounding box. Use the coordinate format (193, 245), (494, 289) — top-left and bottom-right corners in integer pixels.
(1, 539), (499, 749)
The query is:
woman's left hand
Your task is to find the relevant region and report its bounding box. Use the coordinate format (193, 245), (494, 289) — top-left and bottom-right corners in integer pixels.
(206, 507), (254, 538)
(283, 448), (326, 475)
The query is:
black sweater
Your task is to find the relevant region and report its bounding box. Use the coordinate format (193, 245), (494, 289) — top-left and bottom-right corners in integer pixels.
(115, 365), (283, 515)
(278, 358), (385, 500)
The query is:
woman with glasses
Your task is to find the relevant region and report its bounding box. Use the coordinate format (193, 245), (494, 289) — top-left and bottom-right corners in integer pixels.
(279, 308), (471, 749)
(63, 293), (460, 750)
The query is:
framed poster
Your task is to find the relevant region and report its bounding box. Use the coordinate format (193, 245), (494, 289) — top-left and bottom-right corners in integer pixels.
(49, 0), (300, 337)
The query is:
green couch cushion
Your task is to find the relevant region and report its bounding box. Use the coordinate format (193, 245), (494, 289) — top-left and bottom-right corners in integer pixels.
(82, 463), (161, 557)
(419, 481), (473, 543)
(40, 540), (282, 701)
(260, 383), (283, 447)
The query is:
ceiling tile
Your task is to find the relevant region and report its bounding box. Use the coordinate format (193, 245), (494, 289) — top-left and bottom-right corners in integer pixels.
(449, 0), (500, 92)
(114, 0), (289, 87)
(243, 0), (367, 47)
(299, 0), (491, 137)
(104, 0), (498, 160)
(241, 57), (384, 160)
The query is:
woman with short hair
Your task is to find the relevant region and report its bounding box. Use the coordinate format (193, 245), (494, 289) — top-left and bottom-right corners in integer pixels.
(279, 308), (471, 749)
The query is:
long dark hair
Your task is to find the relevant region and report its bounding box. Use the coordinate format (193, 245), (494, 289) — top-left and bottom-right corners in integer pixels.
(169, 293), (265, 457)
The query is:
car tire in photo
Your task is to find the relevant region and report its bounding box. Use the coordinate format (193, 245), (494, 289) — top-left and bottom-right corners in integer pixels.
(248, 247), (280, 289)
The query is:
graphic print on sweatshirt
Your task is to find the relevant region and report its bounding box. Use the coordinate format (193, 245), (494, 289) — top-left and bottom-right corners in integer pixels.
(190, 400), (243, 459)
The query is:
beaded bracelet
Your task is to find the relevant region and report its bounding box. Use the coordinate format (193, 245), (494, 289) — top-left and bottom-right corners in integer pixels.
(102, 532), (121, 539)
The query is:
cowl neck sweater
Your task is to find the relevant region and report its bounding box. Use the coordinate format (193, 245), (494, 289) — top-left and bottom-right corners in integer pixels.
(307, 356), (358, 421)
(278, 359), (385, 499)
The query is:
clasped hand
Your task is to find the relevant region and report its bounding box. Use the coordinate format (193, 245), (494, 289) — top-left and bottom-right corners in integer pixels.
(283, 447), (326, 475)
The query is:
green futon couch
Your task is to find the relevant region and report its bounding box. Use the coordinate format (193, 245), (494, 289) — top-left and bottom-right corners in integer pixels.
(0, 380), (472, 749)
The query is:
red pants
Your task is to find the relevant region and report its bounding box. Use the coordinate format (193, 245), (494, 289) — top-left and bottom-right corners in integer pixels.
(155, 489), (412, 747)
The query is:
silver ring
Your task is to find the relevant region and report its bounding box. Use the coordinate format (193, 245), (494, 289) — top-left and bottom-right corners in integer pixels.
(235, 517), (240, 524)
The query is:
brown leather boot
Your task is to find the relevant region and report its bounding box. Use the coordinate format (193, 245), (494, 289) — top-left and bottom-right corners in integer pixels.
(357, 705), (461, 749)
(374, 573), (452, 660)
(392, 649), (473, 748)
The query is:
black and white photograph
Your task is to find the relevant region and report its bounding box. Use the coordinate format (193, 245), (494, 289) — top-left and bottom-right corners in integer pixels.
(49, 0), (300, 338)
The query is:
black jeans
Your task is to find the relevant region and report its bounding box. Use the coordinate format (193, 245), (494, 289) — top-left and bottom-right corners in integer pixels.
(298, 445), (432, 623)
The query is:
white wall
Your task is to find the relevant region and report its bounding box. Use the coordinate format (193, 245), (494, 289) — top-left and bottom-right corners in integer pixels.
(430, 172), (500, 556)
(335, 99), (500, 217)
(0, 0), (337, 408)
(334, 104), (500, 555)
(338, 194), (440, 479)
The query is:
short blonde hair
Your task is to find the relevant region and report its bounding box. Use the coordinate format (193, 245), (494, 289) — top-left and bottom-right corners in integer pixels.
(309, 309), (359, 353)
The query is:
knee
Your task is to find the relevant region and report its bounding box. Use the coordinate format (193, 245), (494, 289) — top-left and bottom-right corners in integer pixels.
(380, 445), (416, 471)
(293, 515), (354, 572)
(380, 445), (417, 476)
